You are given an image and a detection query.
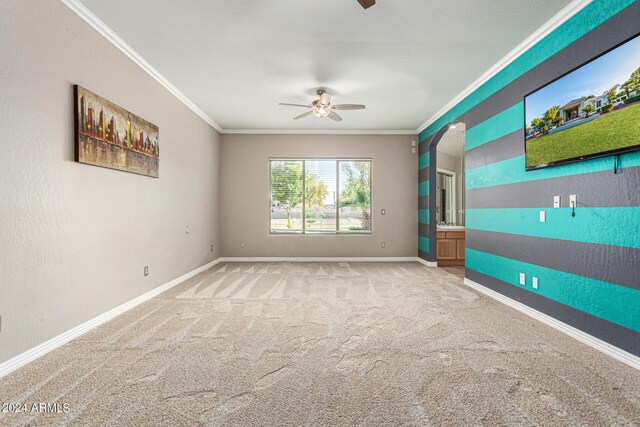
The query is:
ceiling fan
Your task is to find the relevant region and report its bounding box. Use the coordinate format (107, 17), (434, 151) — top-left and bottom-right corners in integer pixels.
(357, 0), (376, 9)
(279, 90), (366, 122)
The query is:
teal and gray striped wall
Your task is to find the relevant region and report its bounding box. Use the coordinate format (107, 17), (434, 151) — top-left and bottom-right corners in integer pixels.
(418, 0), (640, 355)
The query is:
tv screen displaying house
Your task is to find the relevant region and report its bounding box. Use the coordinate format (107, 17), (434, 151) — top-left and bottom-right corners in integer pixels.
(524, 33), (640, 170)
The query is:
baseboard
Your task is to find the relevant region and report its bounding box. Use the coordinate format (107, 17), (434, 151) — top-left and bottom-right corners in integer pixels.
(218, 256), (434, 264)
(464, 278), (640, 371)
(0, 258), (221, 379)
(416, 258), (438, 268)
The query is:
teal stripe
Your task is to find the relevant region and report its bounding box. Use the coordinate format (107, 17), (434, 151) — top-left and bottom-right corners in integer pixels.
(418, 209), (430, 224)
(466, 151), (640, 189)
(466, 207), (640, 249)
(466, 248), (640, 332)
(418, 181), (430, 197)
(419, 152), (430, 170)
(419, 0), (634, 142)
(418, 236), (430, 253)
(466, 103), (523, 151)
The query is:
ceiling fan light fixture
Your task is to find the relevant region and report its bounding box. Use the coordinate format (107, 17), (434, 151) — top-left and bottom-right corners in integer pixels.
(314, 105), (331, 118)
(312, 99), (331, 118)
(280, 90), (364, 121)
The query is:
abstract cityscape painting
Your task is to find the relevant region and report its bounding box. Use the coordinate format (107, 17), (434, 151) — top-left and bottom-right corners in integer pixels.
(74, 85), (159, 177)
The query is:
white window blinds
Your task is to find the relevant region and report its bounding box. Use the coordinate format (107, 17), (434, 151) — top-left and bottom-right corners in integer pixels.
(270, 159), (371, 234)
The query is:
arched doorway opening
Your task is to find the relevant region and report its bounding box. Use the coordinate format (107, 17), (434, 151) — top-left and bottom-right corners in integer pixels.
(428, 122), (466, 278)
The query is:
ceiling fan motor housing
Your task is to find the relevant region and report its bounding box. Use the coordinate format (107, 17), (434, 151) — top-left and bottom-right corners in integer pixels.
(357, 0), (376, 9)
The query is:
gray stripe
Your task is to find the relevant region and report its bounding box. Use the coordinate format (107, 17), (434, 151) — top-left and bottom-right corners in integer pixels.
(418, 196), (429, 210)
(466, 229), (640, 291)
(418, 168), (429, 181)
(465, 130), (524, 171)
(460, 2), (640, 129)
(419, 223), (429, 236)
(466, 269), (640, 356)
(419, 135), (434, 154)
(466, 165), (640, 209)
(429, 145), (437, 260)
(419, 250), (429, 260)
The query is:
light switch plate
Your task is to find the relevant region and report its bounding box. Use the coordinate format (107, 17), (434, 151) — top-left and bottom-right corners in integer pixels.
(381, 209), (386, 215)
(570, 194), (577, 207)
(539, 211), (546, 222)
(533, 277), (539, 289)
(519, 273), (526, 285)
(381, 242), (386, 248)
(553, 196), (560, 208)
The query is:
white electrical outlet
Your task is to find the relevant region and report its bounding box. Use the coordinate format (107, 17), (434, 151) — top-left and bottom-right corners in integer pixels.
(570, 194), (577, 207)
(144, 266), (149, 277)
(539, 211), (546, 222)
(519, 273), (526, 286)
(186, 226), (189, 234)
(381, 209), (386, 215)
(381, 242), (386, 248)
(211, 245), (214, 252)
(553, 196), (560, 208)
(533, 277), (539, 289)
(241, 242), (245, 248)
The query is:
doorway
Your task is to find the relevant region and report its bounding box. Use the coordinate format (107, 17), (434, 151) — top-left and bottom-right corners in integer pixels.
(435, 124), (466, 274)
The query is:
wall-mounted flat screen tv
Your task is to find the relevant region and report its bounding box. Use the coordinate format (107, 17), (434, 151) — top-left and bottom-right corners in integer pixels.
(524, 33), (640, 170)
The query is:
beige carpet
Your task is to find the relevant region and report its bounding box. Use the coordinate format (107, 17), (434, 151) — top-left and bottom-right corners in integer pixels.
(1, 262), (639, 426)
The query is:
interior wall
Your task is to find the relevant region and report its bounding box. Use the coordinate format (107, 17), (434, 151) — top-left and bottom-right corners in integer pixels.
(418, 0), (640, 355)
(220, 134), (417, 257)
(0, 1), (221, 364)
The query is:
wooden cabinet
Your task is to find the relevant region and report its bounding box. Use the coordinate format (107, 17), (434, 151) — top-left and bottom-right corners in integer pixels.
(437, 230), (465, 266)
(437, 239), (457, 260)
(456, 239), (465, 260)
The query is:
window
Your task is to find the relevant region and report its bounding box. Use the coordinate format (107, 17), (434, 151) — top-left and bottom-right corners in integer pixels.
(270, 159), (371, 234)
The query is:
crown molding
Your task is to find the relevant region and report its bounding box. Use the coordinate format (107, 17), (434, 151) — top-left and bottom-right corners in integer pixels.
(62, 0), (591, 137)
(415, 0), (593, 135)
(60, 0), (223, 133)
(221, 129), (417, 135)
(60, 0), (416, 136)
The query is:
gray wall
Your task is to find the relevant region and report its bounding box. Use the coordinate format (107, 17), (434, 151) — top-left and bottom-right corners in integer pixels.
(0, 1), (221, 364)
(220, 134), (418, 257)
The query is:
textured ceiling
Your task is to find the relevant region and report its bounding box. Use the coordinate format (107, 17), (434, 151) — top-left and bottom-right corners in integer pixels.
(79, 0), (573, 131)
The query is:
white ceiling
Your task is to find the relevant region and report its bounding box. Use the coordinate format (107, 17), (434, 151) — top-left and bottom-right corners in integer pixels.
(78, 0), (573, 131)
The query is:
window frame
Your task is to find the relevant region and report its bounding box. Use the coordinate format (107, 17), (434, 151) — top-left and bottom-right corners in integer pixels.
(269, 157), (373, 235)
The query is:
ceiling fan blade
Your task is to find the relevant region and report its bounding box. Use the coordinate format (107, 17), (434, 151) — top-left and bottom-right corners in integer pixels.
(293, 111), (314, 120)
(279, 103), (312, 108)
(319, 91), (332, 105)
(328, 111), (343, 122)
(357, 0), (376, 9)
(332, 104), (366, 111)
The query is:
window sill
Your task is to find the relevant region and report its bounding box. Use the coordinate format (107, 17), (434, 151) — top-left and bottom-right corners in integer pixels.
(269, 231), (372, 236)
